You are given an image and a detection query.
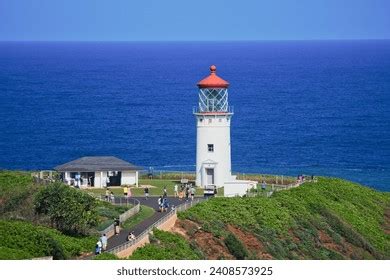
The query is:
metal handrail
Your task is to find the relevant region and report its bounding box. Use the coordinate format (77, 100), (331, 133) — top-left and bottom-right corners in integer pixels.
(98, 198), (141, 235)
(107, 198), (203, 254)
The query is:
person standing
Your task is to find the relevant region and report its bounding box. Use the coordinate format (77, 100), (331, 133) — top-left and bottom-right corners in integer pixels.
(110, 191), (115, 203)
(105, 188), (110, 201)
(123, 186), (128, 197)
(100, 234), (108, 251)
(127, 187), (132, 199)
(190, 186), (195, 201)
(144, 187), (149, 200)
(174, 184), (178, 197)
(179, 185), (184, 200)
(261, 181), (266, 191)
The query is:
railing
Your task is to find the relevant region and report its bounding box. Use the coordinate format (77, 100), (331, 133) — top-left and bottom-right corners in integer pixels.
(193, 106), (234, 114)
(107, 198), (203, 255)
(98, 198), (141, 236)
(119, 200), (141, 223)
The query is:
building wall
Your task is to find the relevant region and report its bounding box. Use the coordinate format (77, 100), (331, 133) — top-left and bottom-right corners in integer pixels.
(94, 171), (108, 188)
(224, 180), (258, 197)
(121, 171), (138, 186)
(196, 114), (232, 187)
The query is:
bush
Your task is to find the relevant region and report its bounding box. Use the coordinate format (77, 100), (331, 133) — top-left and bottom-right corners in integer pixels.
(130, 229), (201, 260)
(0, 220), (96, 259)
(34, 182), (99, 235)
(94, 253), (120, 260)
(224, 233), (248, 260)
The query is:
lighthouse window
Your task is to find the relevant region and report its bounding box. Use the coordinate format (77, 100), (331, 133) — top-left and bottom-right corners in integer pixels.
(208, 144), (214, 152)
(208, 119), (212, 124)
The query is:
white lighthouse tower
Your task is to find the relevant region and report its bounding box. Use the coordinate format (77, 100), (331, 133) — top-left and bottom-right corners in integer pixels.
(194, 65), (234, 188)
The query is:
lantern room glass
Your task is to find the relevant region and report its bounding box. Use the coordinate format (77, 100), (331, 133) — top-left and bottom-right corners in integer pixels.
(198, 88), (228, 112)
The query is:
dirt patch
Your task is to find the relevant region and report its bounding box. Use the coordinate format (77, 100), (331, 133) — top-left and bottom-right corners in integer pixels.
(288, 229), (300, 243)
(227, 225), (273, 259)
(318, 230), (346, 254)
(383, 207), (390, 235)
(194, 231), (234, 259)
(172, 219), (233, 259)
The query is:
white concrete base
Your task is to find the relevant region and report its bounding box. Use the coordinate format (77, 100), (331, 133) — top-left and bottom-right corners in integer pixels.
(224, 180), (258, 197)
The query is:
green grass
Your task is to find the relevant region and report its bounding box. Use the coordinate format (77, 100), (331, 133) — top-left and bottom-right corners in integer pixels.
(84, 179), (204, 196)
(0, 171), (36, 216)
(122, 205), (155, 229)
(129, 229), (201, 260)
(95, 201), (133, 231)
(179, 177), (390, 259)
(0, 220), (96, 259)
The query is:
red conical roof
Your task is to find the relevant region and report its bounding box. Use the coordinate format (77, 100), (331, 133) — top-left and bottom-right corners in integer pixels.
(197, 65), (229, 88)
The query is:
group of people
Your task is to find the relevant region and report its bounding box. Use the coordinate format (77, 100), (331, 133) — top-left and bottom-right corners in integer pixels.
(158, 195), (170, 212)
(95, 234), (108, 255)
(174, 184), (195, 201)
(123, 186), (132, 198)
(104, 188), (115, 202)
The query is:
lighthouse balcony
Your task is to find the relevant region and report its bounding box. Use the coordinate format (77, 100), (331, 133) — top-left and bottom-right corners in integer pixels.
(193, 106), (234, 115)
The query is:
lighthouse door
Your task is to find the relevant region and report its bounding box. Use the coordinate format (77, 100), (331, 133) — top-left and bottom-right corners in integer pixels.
(206, 168), (214, 185)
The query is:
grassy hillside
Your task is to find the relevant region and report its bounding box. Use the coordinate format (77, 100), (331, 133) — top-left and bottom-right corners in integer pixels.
(129, 229), (201, 260)
(173, 177), (390, 260)
(0, 220), (95, 259)
(0, 171), (133, 259)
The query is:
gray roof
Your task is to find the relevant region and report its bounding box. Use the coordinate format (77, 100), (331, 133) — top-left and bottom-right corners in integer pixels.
(54, 156), (142, 172)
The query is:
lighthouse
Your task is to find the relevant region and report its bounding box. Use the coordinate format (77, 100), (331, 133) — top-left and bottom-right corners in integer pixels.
(194, 65), (234, 188)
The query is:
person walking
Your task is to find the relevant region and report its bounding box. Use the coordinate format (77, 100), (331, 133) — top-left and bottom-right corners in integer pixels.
(174, 184), (178, 197)
(114, 218), (120, 235)
(95, 240), (102, 255)
(144, 187), (149, 200)
(158, 196), (163, 212)
(261, 180), (266, 191)
(163, 187), (167, 198)
(123, 186), (128, 197)
(190, 186), (195, 201)
(163, 198), (169, 212)
(185, 186), (189, 201)
(100, 234), (108, 251)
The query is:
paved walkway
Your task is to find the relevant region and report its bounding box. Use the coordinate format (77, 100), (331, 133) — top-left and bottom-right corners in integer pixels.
(106, 196), (191, 251)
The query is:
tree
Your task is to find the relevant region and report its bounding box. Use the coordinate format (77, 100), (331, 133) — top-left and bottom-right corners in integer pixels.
(34, 182), (98, 236)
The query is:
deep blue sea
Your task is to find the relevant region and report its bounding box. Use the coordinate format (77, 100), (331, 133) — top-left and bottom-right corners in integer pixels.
(0, 41), (389, 191)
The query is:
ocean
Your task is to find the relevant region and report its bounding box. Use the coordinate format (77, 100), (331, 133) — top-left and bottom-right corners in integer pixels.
(0, 41), (389, 191)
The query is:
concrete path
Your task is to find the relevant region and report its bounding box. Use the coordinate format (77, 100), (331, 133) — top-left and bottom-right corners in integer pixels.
(106, 196), (191, 251)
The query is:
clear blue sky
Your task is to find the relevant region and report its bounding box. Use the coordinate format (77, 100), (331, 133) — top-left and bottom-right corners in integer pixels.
(0, 0), (389, 41)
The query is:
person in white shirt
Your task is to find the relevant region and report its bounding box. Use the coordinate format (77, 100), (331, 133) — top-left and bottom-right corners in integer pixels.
(100, 234), (108, 251)
(174, 184), (178, 197)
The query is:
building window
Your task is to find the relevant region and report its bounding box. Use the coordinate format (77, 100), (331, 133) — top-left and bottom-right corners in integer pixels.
(208, 144), (214, 152)
(208, 119), (212, 124)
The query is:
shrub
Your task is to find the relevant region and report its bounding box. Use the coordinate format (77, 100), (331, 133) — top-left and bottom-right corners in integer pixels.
(224, 233), (248, 260)
(94, 253), (120, 260)
(34, 182), (99, 236)
(0, 220), (96, 259)
(130, 229), (201, 260)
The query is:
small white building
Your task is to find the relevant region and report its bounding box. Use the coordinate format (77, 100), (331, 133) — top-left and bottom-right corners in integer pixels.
(54, 156), (141, 188)
(194, 66), (257, 195)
